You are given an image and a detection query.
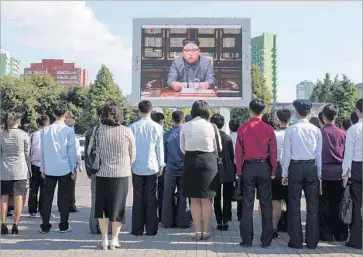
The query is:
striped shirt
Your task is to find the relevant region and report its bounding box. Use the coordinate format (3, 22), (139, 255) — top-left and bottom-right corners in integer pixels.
(96, 125), (136, 178)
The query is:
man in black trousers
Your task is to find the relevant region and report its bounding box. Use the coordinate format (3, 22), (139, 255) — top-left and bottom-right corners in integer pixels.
(342, 98), (362, 250)
(282, 99), (322, 249)
(235, 99), (277, 248)
(130, 101), (165, 236)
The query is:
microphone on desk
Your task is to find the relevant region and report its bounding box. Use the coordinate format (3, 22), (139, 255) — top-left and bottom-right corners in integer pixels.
(193, 79), (200, 91)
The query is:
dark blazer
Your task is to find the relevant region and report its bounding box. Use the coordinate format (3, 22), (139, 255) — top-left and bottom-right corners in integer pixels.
(164, 125), (184, 176)
(218, 130), (236, 183)
(167, 56), (216, 87)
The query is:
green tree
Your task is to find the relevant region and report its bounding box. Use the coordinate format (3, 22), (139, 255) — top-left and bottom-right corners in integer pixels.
(310, 73), (334, 103)
(66, 87), (88, 133)
(80, 65), (125, 132)
(162, 108), (173, 130)
(330, 74), (359, 125)
(31, 74), (66, 124)
(0, 76), (39, 131)
(231, 64), (272, 123)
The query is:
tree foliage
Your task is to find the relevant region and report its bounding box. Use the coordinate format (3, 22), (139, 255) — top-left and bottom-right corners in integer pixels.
(1, 75), (66, 132)
(310, 73), (359, 125)
(80, 65), (125, 132)
(230, 64), (272, 124)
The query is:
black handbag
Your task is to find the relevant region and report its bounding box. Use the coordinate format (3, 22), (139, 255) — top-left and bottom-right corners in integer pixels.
(232, 175), (243, 201)
(85, 125), (101, 174)
(212, 124), (224, 176)
(339, 185), (353, 225)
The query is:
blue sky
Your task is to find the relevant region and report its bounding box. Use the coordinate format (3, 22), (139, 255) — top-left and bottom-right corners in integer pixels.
(1, 1), (362, 102)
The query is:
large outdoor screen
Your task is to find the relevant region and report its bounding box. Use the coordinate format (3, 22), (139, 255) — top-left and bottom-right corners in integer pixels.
(132, 19), (251, 108)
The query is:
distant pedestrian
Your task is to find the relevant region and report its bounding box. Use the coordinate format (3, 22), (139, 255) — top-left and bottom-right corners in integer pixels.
(28, 115), (50, 218)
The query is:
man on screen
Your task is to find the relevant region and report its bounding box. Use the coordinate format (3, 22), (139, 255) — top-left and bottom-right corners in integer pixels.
(167, 39), (216, 91)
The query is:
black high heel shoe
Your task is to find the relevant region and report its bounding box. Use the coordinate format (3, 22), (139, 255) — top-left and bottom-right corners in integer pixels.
(11, 224), (19, 235)
(1, 224), (8, 235)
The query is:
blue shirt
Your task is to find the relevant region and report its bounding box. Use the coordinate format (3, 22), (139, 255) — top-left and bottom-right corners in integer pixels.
(130, 117), (165, 176)
(164, 125), (184, 176)
(41, 120), (77, 176)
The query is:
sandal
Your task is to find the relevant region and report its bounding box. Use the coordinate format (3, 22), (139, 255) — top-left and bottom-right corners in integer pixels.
(192, 232), (202, 241)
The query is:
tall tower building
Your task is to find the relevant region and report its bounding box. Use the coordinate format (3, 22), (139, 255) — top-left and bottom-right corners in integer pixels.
(296, 80), (315, 99)
(0, 49), (21, 79)
(251, 33), (278, 102)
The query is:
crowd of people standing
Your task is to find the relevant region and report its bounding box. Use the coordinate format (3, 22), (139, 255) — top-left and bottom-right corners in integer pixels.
(0, 97), (362, 251)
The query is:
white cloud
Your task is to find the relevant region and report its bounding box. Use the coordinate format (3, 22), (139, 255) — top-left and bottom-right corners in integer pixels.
(1, 1), (132, 93)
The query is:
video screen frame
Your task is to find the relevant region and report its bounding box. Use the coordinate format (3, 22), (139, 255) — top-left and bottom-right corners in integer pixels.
(132, 18), (252, 108)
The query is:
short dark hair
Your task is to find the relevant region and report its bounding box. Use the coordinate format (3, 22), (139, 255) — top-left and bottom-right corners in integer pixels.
(172, 110), (184, 124)
(318, 111), (324, 125)
(54, 101), (68, 117)
(182, 39), (200, 47)
(355, 98), (362, 112)
(322, 104), (339, 121)
(262, 113), (278, 129)
(151, 112), (165, 124)
(293, 100), (311, 117)
(96, 105), (104, 117)
(101, 100), (123, 126)
(229, 119), (240, 132)
(210, 113), (225, 129)
(4, 112), (22, 132)
(276, 109), (292, 123)
(138, 100), (152, 114)
(249, 99), (265, 116)
(309, 117), (320, 128)
(350, 111), (359, 124)
(341, 119), (351, 131)
(185, 114), (193, 122)
(191, 100), (210, 120)
(37, 115), (50, 127)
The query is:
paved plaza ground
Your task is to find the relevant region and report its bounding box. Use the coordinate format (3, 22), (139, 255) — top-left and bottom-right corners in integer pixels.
(1, 170), (362, 257)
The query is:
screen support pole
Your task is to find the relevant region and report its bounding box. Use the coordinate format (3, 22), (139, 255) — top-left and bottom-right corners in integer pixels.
(220, 107), (230, 135)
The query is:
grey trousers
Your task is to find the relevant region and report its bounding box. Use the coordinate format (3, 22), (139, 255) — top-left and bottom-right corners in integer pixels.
(89, 175), (98, 234)
(89, 174), (111, 234)
(161, 171), (192, 228)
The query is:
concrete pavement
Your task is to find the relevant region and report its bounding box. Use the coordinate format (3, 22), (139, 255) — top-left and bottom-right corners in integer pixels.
(1, 171), (361, 257)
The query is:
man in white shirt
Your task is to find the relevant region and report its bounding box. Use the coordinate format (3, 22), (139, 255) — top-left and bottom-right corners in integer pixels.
(342, 98), (362, 250)
(40, 101), (77, 233)
(282, 99), (322, 249)
(28, 115), (50, 217)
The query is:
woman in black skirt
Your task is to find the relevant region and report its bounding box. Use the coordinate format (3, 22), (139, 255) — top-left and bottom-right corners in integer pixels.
(92, 101), (136, 250)
(180, 100), (221, 240)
